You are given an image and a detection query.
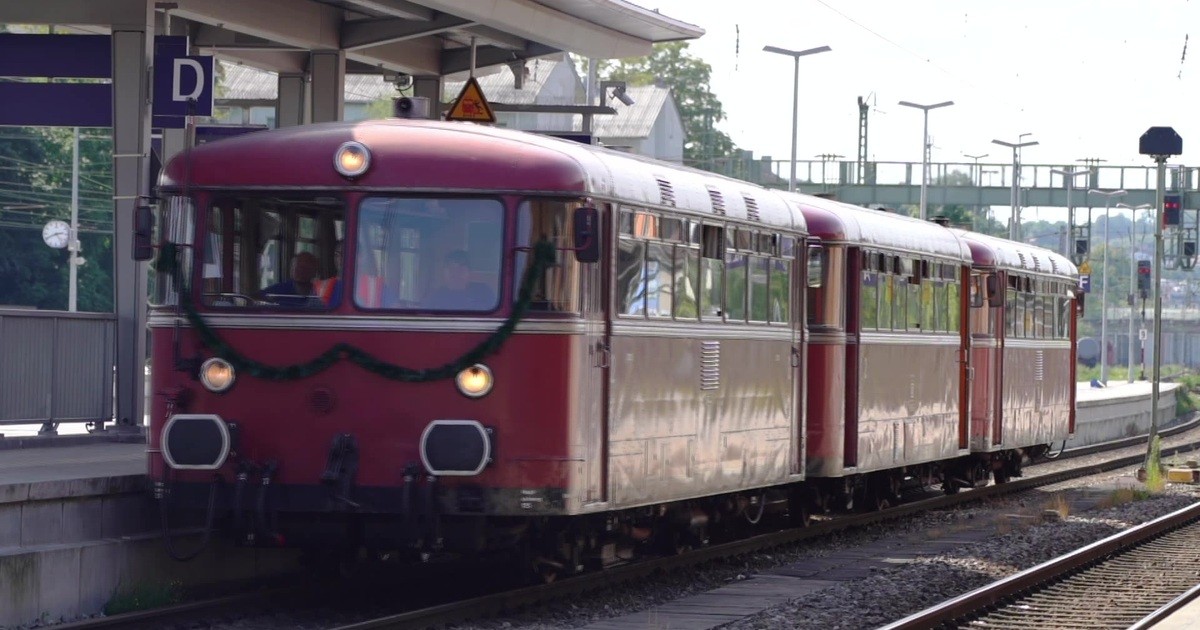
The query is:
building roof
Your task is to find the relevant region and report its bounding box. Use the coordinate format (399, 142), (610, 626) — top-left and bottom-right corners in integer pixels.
(584, 84), (672, 139)
(444, 56), (578, 105)
(218, 62), (394, 104)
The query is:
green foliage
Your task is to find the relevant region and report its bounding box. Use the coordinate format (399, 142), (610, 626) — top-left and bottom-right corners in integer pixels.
(0, 126), (114, 311)
(589, 43), (738, 172)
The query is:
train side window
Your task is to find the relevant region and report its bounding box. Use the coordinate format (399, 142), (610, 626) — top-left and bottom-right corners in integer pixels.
(893, 275), (908, 331)
(770, 257), (790, 324)
(860, 270), (878, 330)
(646, 242), (674, 318)
(907, 277), (921, 330)
(619, 209), (635, 235)
(616, 237), (647, 316)
(806, 245), (824, 288)
(699, 224), (725, 321)
(748, 255), (770, 323)
(946, 279), (960, 331)
(970, 274), (984, 308)
(921, 279), (936, 332)
(878, 274), (893, 329)
(725, 250), (747, 322)
(634, 212), (658, 238)
(674, 244), (699, 320)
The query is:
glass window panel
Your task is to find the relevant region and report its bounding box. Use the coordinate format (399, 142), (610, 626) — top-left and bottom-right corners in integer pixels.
(514, 199), (585, 313)
(908, 281), (922, 330)
(946, 282), (960, 331)
(749, 256), (770, 322)
(859, 272), (878, 330)
(617, 237), (647, 316)
(700, 257), (724, 320)
(356, 197), (502, 312)
(619, 209), (635, 235)
(201, 197), (344, 310)
(646, 242), (673, 318)
(893, 276), (908, 330)
(1006, 288), (1017, 335)
(921, 282), (936, 332)
(878, 275), (893, 329)
(634, 212), (658, 238)
(674, 246), (699, 320)
(725, 252), (747, 321)
(770, 258), (790, 323)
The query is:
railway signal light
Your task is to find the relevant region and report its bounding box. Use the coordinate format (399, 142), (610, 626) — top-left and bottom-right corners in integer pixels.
(1164, 194), (1182, 227)
(1137, 259), (1152, 297)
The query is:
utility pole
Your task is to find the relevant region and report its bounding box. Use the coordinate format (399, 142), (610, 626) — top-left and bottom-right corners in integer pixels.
(857, 95), (870, 185)
(1138, 126), (1183, 475)
(68, 127), (82, 312)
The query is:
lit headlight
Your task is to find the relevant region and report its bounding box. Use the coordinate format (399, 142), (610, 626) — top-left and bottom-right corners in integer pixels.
(455, 364), (493, 398)
(334, 141), (371, 178)
(199, 358), (236, 393)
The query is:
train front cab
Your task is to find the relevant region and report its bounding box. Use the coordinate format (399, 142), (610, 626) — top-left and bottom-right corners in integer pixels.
(145, 187), (619, 558)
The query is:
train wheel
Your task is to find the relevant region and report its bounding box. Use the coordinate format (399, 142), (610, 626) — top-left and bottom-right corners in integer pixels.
(993, 467), (1011, 485)
(942, 480), (960, 495)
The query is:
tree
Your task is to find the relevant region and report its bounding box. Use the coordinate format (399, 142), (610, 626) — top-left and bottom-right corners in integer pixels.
(586, 42), (738, 172)
(895, 170), (1006, 235)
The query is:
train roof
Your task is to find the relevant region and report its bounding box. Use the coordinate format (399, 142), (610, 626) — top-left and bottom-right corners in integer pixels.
(951, 229), (1078, 278)
(159, 118), (804, 234)
(787, 195), (971, 261)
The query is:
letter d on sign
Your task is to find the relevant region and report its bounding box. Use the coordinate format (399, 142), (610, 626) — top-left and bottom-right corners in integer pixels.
(173, 58), (204, 101)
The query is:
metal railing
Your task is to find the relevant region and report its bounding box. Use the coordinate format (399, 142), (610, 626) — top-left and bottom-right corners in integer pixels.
(710, 158), (1198, 194)
(0, 308), (114, 432)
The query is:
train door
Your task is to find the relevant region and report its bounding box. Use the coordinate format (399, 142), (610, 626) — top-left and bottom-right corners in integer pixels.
(581, 202), (610, 505)
(957, 264), (973, 450)
(991, 270), (1007, 445)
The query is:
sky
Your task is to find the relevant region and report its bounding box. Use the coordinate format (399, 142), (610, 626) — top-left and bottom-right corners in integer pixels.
(631, 0), (1197, 177)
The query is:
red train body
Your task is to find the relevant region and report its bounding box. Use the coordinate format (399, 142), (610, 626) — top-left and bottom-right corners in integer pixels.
(147, 119), (1077, 569)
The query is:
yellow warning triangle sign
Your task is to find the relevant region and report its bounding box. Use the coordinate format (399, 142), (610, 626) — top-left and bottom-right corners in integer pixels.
(445, 76), (496, 123)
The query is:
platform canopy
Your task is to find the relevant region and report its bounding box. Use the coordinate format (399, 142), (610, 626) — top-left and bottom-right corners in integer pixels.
(5, 0), (704, 75)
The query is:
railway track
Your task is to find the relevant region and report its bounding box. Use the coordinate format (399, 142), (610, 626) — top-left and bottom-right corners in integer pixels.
(879, 501), (1200, 629)
(61, 418), (1200, 630)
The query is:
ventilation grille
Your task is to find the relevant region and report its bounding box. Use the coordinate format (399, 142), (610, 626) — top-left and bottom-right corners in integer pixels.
(743, 195), (761, 221)
(1034, 350), (1045, 381)
(707, 187), (726, 215)
(656, 176), (676, 207)
(1017, 252), (1027, 268)
(700, 341), (720, 391)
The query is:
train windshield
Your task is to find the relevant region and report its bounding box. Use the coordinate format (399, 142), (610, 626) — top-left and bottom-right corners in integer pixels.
(197, 195), (346, 309)
(354, 197), (503, 312)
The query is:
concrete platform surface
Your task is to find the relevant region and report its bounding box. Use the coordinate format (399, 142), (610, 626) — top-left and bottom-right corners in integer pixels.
(0, 443), (146, 505)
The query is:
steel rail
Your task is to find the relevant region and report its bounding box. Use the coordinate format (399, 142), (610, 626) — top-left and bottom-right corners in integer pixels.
(56, 415), (1200, 630)
(878, 501), (1200, 630)
(327, 437), (1200, 630)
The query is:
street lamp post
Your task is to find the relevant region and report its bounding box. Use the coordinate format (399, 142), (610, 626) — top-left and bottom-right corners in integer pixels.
(1051, 167), (1091, 259)
(1088, 188), (1128, 385)
(763, 44), (832, 192)
(992, 137), (1039, 240)
(964, 153), (988, 185)
(898, 100), (954, 220)
(1118, 201), (1153, 383)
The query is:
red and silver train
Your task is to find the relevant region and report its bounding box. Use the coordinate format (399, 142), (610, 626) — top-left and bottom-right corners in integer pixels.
(146, 119), (1077, 571)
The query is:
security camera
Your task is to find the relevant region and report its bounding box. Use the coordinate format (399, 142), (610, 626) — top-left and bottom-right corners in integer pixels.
(392, 73), (414, 91)
(611, 85), (635, 106)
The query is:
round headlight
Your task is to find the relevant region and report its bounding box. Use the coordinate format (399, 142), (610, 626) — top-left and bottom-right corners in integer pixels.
(455, 364), (493, 398)
(334, 141), (371, 178)
(200, 358), (236, 393)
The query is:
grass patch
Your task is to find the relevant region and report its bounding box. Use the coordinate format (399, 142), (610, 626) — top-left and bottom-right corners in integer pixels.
(1097, 487), (1154, 509)
(1047, 493), (1071, 520)
(103, 580), (183, 616)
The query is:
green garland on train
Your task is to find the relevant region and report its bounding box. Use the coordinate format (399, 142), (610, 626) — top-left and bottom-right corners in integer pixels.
(155, 240), (558, 382)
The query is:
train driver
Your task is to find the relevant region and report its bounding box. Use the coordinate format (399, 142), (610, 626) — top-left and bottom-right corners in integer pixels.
(262, 251), (342, 306)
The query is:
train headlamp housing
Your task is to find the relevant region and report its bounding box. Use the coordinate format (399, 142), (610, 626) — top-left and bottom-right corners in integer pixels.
(199, 358), (236, 393)
(455, 364), (493, 398)
(334, 141), (371, 178)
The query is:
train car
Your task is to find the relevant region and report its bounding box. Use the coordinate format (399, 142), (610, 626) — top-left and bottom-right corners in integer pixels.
(954, 230), (1078, 483)
(787, 196), (975, 509)
(146, 118), (812, 573)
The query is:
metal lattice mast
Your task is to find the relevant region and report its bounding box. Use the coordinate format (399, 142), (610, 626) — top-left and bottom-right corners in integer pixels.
(857, 96), (869, 184)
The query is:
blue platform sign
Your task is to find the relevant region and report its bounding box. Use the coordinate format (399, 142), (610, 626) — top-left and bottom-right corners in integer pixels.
(1079, 274), (1091, 293)
(153, 55), (215, 118)
(0, 34), (212, 128)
